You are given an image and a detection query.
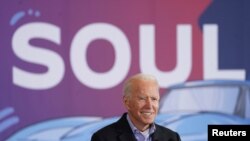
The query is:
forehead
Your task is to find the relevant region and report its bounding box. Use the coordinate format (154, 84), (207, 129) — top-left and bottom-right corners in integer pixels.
(132, 79), (159, 94)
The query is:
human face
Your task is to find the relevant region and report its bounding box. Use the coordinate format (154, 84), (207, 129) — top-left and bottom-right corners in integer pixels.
(124, 80), (160, 131)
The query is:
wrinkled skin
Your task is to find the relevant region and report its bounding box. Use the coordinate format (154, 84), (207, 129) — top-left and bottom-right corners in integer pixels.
(123, 78), (160, 131)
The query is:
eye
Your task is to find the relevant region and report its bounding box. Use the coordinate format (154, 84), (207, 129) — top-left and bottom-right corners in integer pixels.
(138, 96), (146, 101)
(151, 97), (158, 101)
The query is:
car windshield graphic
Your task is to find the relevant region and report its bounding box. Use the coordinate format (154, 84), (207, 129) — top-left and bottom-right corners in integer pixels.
(160, 86), (239, 115)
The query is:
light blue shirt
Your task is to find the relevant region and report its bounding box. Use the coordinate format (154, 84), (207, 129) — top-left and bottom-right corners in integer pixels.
(127, 114), (156, 141)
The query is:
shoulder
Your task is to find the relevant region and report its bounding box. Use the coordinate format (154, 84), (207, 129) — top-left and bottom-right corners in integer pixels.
(154, 124), (181, 141)
(91, 113), (131, 141)
(93, 113), (128, 135)
(155, 123), (176, 133)
(91, 122), (118, 141)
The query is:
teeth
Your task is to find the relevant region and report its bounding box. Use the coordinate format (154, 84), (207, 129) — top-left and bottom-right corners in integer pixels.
(141, 112), (152, 115)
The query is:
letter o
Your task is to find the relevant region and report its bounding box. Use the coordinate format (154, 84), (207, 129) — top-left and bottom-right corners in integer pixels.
(70, 23), (131, 89)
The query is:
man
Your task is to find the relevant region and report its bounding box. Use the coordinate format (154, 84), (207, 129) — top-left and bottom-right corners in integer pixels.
(91, 73), (181, 141)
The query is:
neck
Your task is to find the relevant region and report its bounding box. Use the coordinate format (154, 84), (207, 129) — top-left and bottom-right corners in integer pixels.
(127, 113), (151, 131)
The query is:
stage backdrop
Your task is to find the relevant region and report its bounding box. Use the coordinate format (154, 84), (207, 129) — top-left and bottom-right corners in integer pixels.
(1, 0), (250, 141)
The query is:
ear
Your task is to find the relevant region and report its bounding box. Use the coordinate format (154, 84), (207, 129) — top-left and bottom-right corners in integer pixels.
(123, 96), (130, 109)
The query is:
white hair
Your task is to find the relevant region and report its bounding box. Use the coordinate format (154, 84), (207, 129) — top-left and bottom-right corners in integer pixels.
(123, 73), (158, 97)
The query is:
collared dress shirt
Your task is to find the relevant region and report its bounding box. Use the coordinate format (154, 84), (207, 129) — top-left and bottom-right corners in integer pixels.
(127, 114), (156, 141)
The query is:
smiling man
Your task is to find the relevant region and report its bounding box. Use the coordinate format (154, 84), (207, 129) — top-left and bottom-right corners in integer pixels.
(91, 73), (181, 141)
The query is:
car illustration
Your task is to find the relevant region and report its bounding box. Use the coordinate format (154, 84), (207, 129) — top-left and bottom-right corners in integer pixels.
(7, 80), (250, 141)
(158, 80), (250, 141)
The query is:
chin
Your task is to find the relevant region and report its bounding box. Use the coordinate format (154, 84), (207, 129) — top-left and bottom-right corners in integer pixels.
(143, 119), (154, 124)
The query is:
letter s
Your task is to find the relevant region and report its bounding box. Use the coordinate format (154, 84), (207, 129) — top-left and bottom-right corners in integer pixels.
(12, 22), (64, 90)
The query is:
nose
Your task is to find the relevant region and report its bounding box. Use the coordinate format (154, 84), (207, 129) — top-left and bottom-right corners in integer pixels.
(145, 98), (153, 108)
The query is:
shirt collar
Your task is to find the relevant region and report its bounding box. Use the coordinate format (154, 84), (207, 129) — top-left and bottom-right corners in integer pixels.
(126, 114), (156, 135)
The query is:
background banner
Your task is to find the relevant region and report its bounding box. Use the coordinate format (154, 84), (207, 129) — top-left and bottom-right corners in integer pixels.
(1, 0), (250, 140)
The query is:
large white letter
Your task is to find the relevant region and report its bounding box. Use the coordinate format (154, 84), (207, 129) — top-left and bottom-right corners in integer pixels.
(140, 24), (192, 88)
(70, 23), (131, 89)
(203, 24), (245, 80)
(12, 22), (64, 90)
